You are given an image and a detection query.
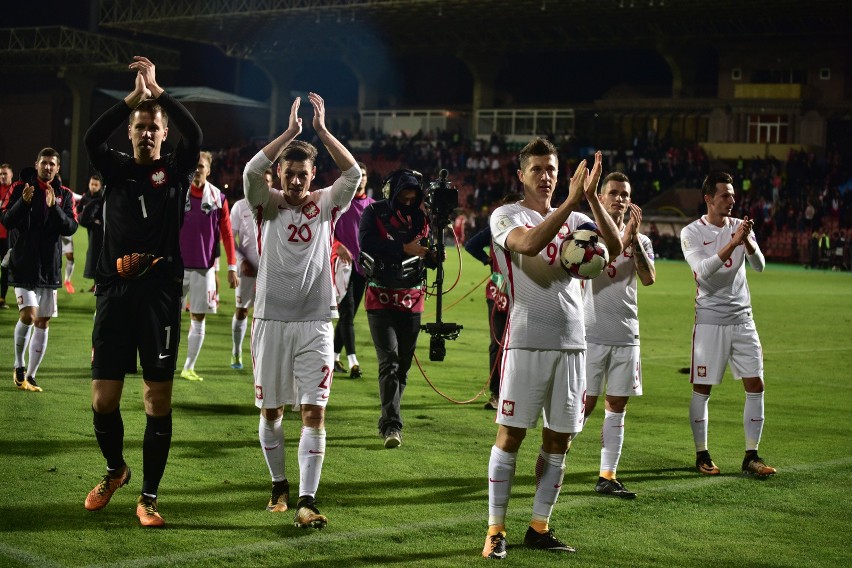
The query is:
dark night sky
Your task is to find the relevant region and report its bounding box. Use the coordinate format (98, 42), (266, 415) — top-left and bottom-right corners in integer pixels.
(5, 1), (693, 108)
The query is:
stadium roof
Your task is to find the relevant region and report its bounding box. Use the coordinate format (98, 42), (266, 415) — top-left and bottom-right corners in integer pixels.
(98, 0), (852, 61)
(0, 26), (179, 72)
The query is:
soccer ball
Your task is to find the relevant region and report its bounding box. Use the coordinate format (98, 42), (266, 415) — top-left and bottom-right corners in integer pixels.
(559, 229), (609, 280)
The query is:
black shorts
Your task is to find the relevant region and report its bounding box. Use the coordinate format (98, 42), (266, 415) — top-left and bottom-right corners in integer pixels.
(92, 276), (183, 381)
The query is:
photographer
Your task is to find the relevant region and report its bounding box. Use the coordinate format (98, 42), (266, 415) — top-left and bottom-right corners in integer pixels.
(359, 169), (438, 449)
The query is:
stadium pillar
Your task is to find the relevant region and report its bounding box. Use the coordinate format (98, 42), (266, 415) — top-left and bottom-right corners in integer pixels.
(342, 51), (403, 110)
(659, 45), (700, 98)
(255, 60), (302, 137)
(64, 70), (96, 194)
(462, 57), (499, 138)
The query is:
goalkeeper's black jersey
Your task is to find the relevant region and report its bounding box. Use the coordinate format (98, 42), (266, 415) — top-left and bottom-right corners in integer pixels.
(85, 94), (202, 289)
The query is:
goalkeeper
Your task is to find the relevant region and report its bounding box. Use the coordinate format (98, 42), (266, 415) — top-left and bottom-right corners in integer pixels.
(82, 56), (202, 528)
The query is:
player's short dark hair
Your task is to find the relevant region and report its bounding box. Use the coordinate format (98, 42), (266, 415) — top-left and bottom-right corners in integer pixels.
(36, 147), (60, 163)
(129, 99), (169, 127)
(280, 140), (318, 166)
(89, 173), (103, 182)
(702, 171), (734, 197)
(357, 160), (367, 170)
(601, 171), (631, 193)
(518, 137), (558, 170)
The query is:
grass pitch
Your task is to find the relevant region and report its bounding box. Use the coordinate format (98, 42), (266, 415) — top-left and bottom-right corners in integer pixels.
(1, 231), (850, 567)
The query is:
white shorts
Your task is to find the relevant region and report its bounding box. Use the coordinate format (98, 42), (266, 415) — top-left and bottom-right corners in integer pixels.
(15, 288), (58, 318)
(497, 348), (586, 434)
(235, 274), (256, 309)
(182, 267), (218, 314)
(585, 343), (643, 397)
(251, 319), (334, 409)
(61, 236), (73, 255)
(691, 321), (763, 385)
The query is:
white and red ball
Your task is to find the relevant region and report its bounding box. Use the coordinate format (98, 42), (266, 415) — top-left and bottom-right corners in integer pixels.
(559, 229), (609, 280)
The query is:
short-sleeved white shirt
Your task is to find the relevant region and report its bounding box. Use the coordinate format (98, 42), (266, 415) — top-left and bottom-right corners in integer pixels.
(583, 231), (654, 346)
(490, 202), (597, 350)
(243, 151), (360, 322)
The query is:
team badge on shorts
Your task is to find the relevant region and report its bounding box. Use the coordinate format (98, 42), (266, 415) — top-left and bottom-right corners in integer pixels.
(697, 366), (707, 377)
(501, 400), (515, 417)
(255, 385), (263, 400)
(150, 168), (168, 187)
(302, 202), (319, 219)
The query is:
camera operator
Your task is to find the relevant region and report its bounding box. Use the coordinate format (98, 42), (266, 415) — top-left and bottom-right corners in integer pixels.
(359, 169), (439, 449)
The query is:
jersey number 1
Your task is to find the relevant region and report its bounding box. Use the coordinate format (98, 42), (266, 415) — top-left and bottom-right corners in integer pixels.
(138, 195), (149, 218)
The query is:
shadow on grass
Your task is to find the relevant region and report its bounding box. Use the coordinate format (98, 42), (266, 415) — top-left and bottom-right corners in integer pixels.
(171, 402), (258, 416)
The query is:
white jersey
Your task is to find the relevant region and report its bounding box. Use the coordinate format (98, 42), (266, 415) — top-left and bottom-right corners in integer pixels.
(680, 216), (765, 325)
(491, 202), (597, 350)
(583, 231), (654, 346)
(230, 198), (259, 269)
(243, 151), (360, 322)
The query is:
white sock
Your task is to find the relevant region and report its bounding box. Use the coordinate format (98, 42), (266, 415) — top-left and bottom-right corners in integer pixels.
(487, 445), (517, 527)
(532, 448), (566, 524)
(64, 260), (74, 281)
(600, 410), (625, 478)
(232, 315), (247, 357)
(259, 415), (286, 482)
(334, 352), (341, 362)
(347, 354), (359, 368)
(184, 319), (205, 371)
(690, 392), (711, 452)
(27, 327), (48, 378)
(744, 392), (765, 451)
(297, 426), (326, 499)
(14, 320), (33, 368)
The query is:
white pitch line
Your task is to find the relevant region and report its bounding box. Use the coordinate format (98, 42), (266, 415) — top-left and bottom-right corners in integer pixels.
(0, 542), (67, 568)
(73, 457), (852, 568)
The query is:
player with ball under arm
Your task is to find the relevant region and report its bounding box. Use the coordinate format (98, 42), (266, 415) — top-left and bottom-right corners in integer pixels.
(481, 138), (621, 560)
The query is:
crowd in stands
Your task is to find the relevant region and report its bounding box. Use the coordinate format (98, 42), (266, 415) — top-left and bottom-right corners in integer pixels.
(204, 128), (852, 270)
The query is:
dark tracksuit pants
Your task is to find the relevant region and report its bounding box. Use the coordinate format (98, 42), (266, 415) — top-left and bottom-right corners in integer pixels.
(367, 309), (421, 436)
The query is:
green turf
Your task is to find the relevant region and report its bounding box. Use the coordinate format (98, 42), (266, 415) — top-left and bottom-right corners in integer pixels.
(1, 231), (850, 567)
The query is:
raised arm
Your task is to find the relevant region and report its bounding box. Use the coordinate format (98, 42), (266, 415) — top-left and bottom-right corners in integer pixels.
(583, 153), (623, 259)
(505, 159), (589, 256)
(309, 92), (360, 207)
(625, 204), (655, 285)
(244, 98), (302, 209)
(310, 92), (356, 172)
(129, 57), (202, 166)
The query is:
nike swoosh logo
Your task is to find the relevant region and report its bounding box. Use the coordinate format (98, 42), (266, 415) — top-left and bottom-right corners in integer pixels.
(158, 353), (170, 359)
(703, 241), (716, 245)
(693, 419), (706, 423)
(489, 478), (507, 483)
(321, 394), (329, 399)
(750, 418), (764, 422)
(308, 450), (324, 455)
(554, 484), (562, 489)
